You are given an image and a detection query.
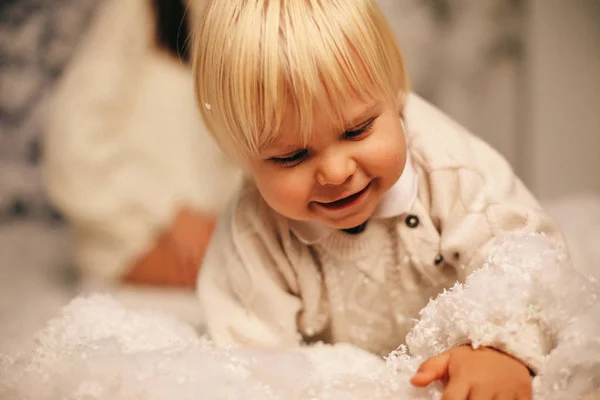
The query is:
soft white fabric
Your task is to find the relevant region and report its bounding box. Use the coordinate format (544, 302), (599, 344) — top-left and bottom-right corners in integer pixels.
(198, 93), (564, 372)
(43, 0), (242, 281)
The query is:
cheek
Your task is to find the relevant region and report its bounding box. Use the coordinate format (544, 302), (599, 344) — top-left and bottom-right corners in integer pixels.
(363, 123), (407, 176)
(253, 168), (313, 216)
(266, 179), (306, 203)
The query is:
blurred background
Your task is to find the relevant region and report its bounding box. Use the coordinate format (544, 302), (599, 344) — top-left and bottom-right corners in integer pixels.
(0, 0), (599, 352)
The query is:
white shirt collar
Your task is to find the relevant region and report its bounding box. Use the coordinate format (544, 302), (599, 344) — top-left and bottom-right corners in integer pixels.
(288, 152), (418, 244)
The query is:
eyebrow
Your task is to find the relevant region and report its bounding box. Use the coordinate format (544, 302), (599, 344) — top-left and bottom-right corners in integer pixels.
(260, 102), (382, 158)
(258, 137), (301, 158)
(344, 102), (381, 130)
(263, 144), (298, 156)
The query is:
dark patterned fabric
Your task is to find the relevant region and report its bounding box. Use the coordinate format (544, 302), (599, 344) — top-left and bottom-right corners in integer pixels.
(0, 0), (99, 222)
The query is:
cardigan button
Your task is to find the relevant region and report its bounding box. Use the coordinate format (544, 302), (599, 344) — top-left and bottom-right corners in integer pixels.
(405, 215), (420, 228)
(434, 254), (444, 265)
(48, 206), (64, 222)
(10, 198), (29, 217)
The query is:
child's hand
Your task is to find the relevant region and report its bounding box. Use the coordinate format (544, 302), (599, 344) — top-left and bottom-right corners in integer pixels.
(411, 345), (533, 399)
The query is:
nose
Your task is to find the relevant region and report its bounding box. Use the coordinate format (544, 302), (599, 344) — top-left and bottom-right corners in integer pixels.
(315, 152), (357, 186)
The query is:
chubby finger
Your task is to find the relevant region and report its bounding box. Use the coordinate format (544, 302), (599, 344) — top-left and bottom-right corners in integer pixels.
(411, 352), (451, 387)
(441, 380), (470, 400)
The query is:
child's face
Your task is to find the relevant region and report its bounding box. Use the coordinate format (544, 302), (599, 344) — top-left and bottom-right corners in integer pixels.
(249, 94), (407, 230)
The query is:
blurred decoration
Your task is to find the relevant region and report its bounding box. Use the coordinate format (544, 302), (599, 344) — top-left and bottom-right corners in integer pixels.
(377, 0), (526, 174)
(0, 0), (99, 222)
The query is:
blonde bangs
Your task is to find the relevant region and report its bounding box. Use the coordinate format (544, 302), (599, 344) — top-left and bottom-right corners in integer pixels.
(193, 0), (408, 163)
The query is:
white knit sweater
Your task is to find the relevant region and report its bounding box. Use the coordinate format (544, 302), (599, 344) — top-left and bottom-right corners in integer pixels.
(197, 94), (564, 372)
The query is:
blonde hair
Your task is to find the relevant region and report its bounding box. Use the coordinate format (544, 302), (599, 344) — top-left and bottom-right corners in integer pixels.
(192, 0), (409, 163)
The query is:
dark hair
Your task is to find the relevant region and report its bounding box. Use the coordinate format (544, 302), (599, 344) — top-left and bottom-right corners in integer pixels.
(151, 0), (189, 62)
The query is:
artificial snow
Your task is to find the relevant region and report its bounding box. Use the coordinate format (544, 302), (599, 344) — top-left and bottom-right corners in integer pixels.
(1, 233), (598, 399)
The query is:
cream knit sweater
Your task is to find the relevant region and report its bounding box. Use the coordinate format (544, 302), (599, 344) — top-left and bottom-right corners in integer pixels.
(198, 94), (563, 372)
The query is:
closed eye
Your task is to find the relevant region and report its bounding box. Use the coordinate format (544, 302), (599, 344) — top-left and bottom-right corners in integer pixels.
(269, 149), (308, 167)
(342, 117), (376, 140)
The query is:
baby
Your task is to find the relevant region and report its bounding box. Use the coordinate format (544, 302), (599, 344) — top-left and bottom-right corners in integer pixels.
(192, 0), (564, 398)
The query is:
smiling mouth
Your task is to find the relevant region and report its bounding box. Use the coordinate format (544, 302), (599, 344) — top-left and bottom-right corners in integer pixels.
(316, 182), (372, 211)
